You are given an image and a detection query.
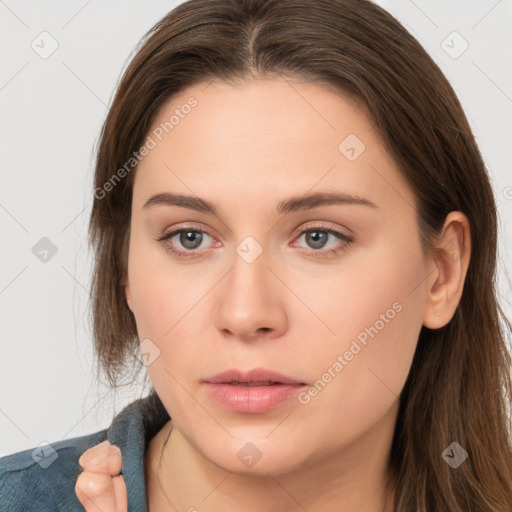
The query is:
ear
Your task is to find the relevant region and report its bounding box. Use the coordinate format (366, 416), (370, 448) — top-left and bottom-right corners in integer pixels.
(422, 211), (471, 329)
(124, 272), (134, 313)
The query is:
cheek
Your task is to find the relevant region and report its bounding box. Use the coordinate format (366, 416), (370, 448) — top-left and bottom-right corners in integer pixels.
(295, 227), (427, 441)
(127, 242), (211, 420)
(127, 226), (205, 338)
(295, 296), (422, 458)
(126, 231), (221, 404)
(309, 221), (426, 350)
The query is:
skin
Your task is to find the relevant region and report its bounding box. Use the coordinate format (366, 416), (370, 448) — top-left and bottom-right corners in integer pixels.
(76, 77), (471, 512)
(76, 441), (126, 512)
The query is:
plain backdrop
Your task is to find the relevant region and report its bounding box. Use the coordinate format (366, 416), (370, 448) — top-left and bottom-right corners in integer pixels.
(1, 0), (511, 457)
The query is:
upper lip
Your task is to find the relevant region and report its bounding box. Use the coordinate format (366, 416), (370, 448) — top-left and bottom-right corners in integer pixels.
(203, 368), (306, 385)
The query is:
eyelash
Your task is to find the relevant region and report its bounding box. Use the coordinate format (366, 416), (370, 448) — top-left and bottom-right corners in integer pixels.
(156, 224), (354, 260)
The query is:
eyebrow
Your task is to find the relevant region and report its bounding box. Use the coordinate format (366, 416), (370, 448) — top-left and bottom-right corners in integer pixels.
(142, 191), (378, 215)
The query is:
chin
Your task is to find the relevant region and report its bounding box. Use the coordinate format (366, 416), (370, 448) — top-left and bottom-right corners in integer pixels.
(203, 439), (308, 478)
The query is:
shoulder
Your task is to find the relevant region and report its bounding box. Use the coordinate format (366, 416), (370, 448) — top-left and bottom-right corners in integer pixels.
(0, 430), (107, 511)
(0, 392), (170, 512)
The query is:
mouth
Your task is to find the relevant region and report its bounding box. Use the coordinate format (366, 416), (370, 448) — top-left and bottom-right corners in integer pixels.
(203, 368), (307, 386)
(202, 368), (307, 414)
(227, 380), (283, 386)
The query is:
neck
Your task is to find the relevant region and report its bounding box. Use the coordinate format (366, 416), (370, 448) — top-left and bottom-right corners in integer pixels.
(145, 402), (398, 512)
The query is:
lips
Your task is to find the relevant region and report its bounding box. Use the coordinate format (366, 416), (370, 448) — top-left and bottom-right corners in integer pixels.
(202, 368), (307, 413)
(203, 368), (306, 386)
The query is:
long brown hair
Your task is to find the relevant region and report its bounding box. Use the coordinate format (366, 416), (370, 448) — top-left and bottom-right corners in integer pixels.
(88, 0), (512, 509)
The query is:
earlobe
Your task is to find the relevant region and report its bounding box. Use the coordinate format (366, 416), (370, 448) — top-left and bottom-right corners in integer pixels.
(422, 212), (471, 329)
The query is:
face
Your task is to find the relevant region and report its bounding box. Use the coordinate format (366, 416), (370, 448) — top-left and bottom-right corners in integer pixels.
(124, 77), (430, 475)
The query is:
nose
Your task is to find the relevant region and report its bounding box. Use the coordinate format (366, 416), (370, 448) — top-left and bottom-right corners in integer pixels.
(214, 245), (288, 342)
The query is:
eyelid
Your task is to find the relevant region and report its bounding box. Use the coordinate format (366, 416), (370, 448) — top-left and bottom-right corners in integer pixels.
(156, 221), (214, 241)
(292, 220), (353, 238)
(157, 220), (352, 240)
(156, 224), (218, 247)
(290, 223), (353, 255)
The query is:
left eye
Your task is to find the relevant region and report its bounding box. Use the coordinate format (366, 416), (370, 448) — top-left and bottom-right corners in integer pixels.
(293, 228), (353, 254)
(157, 226), (353, 259)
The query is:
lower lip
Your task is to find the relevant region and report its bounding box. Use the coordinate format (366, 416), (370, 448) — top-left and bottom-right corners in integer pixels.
(204, 383), (307, 413)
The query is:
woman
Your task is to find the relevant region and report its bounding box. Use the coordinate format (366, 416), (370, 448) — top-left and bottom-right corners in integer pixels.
(1, 0), (511, 511)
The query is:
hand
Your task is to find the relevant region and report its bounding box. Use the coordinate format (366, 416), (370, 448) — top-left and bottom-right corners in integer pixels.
(75, 440), (128, 512)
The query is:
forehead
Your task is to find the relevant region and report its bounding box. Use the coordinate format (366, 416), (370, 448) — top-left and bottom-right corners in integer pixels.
(132, 78), (415, 215)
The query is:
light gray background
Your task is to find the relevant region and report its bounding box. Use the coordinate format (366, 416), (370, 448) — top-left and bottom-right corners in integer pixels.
(1, 0), (511, 456)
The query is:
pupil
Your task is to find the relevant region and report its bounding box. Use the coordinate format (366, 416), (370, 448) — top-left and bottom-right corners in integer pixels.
(308, 230), (327, 249)
(181, 231), (202, 249)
